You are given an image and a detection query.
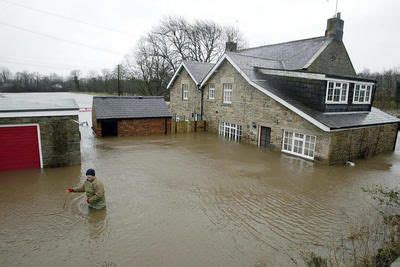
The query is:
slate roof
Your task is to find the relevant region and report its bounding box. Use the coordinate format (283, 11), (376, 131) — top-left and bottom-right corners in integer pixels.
(182, 61), (214, 84)
(0, 96), (78, 112)
(93, 96), (171, 120)
(236, 36), (331, 70)
(315, 108), (400, 130)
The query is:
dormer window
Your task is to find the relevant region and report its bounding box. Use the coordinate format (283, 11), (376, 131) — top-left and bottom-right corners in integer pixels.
(353, 84), (372, 104)
(325, 81), (349, 104)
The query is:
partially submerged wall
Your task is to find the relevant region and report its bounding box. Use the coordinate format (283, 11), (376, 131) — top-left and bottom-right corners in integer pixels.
(329, 123), (398, 164)
(0, 116), (81, 167)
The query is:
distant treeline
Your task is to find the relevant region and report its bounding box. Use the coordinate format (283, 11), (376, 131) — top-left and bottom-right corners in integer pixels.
(0, 67), (159, 97)
(358, 69), (400, 110)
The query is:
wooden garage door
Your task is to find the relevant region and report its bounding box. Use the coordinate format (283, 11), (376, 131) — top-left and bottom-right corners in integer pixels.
(0, 125), (41, 171)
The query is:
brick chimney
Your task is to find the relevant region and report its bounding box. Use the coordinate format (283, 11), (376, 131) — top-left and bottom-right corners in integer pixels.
(325, 12), (344, 41)
(225, 41), (237, 52)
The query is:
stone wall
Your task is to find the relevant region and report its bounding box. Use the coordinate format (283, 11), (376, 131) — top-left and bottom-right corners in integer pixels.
(169, 68), (202, 121)
(307, 40), (356, 76)
(117, 118), (171, 137)
(202, 60), (332, 163)
(0, 116), (81, 168)
(329, 123), (398, 164)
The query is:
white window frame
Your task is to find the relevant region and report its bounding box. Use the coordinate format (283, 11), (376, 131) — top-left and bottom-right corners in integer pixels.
(223, 83), (232, 104)
(208, 84), (215, 100)
(218, 121), (242, 142)
(353, 83), (373, 104)
(182, 84), (188, 100)
(281, 130), (316, 160)
(325, 81), (349, 104)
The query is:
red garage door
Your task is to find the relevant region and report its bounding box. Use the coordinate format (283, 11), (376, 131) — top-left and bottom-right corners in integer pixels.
(0, 125), (41, 171)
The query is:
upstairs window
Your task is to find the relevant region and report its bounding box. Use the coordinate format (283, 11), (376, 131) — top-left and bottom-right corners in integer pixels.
(208, 84), (215, 100)
(182, 84), (188, 100)
(223, 83), (232, 104)
(326, 81), (348, 104)
(353, 84), (372, 104)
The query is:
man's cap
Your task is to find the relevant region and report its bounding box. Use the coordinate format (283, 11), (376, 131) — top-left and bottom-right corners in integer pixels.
(86, 168), (95, 176)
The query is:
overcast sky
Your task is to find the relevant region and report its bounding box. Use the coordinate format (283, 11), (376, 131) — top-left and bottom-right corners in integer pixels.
(0, 0), (399, 76)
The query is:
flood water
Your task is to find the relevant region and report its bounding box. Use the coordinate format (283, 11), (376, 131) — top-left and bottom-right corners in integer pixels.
(1, 93), (400, 266)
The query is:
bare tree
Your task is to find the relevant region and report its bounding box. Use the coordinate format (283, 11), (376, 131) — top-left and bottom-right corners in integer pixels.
(0, 67), (11, 84)
(123, 16), (247, 97)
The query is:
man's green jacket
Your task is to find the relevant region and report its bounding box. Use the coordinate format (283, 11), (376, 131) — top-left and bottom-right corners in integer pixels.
(73, 178), (106, 209)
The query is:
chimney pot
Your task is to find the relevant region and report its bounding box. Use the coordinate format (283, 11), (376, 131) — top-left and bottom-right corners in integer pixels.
(225, 41), (237, 52)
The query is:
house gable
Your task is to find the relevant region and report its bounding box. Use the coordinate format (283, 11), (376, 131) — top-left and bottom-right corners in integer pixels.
(169, 68), (202, 120)
(305, 40), (356, 76)
(167, 61), (214, 89)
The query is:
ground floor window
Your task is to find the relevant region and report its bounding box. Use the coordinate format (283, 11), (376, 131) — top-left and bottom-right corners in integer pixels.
(194, 113), (201, 121)
(219, 121), (242, 142)
(282, 130), (316, 160)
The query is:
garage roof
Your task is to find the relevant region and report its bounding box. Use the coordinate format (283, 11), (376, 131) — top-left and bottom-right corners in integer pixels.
(93, 96), (171, 120)
(0, 97), (78, 112)
(0, 96), (79, 118)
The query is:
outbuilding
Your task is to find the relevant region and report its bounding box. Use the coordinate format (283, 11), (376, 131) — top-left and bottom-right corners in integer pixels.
(92, 96), (172, 137)
(0, 96), (81, 171)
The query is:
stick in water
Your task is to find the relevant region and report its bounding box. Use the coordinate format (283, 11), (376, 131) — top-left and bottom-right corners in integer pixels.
(63, 191), (69, 209)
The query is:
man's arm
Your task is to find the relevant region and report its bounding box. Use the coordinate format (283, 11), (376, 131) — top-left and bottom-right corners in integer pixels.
(72, 183), (85, 192)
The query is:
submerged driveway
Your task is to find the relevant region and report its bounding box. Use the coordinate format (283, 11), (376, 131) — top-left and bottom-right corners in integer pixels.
(1, 114), (400, 266)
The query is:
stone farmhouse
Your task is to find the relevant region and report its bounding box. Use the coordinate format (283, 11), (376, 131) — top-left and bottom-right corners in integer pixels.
(168, 13), (400, 164)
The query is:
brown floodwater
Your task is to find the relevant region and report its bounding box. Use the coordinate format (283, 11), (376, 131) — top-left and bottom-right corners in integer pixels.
(1, 93), (400, 266)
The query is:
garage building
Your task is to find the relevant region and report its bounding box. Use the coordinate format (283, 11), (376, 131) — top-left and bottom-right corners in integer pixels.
(92, 96), (172, 137)
(0, 97), (81, 171)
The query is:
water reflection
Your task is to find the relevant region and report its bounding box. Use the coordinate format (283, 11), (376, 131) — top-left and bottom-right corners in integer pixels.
(87, 208), (108, 239)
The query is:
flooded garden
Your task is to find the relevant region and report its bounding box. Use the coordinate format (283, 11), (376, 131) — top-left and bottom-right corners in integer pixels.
(1, 93), (400, 266)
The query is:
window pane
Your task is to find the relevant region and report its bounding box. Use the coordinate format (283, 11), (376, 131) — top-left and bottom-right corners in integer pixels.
(341, 88), (347, 101)
(359, 90), (365, 102)
(327, 88), (334, 101)
(365, 86), (371, 102)
(334, 89), (340, 102)
(354, 86), (360, 101)
(223, 84), (232, 103)
(340, 84), (348, 102)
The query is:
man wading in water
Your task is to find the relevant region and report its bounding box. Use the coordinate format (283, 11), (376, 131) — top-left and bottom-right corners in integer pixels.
(67, 169), (106, 209)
